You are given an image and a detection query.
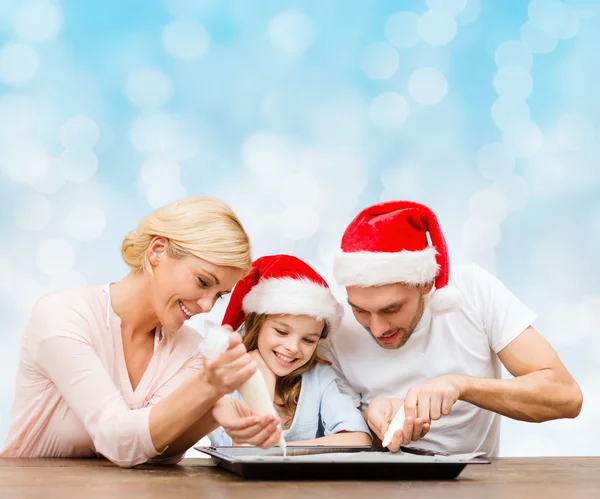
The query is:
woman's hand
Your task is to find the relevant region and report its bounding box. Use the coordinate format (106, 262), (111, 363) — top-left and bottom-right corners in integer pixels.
(212, 397), (282, 449)
(202, 329), (257, 397)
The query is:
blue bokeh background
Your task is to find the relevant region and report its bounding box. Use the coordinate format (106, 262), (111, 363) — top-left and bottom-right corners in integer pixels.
(1, 0), (599, 456)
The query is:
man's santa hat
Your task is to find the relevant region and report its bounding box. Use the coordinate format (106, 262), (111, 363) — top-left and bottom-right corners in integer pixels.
(222, 254), (343, 332)
(333, 200), (462, 314)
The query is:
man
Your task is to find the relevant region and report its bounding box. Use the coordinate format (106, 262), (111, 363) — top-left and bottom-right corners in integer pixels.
(320, 200), (582, 456)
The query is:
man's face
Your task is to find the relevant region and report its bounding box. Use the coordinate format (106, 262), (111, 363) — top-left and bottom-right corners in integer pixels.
(346, 282), (432, 350)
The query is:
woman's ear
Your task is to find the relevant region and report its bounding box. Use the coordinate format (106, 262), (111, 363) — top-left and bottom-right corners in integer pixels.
(147, 236), (168, 267)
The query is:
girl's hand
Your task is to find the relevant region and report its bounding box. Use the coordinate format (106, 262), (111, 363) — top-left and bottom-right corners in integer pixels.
(212, 398), (282, 449)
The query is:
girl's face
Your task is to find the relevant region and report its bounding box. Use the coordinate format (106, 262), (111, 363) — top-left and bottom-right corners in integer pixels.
(257, 314), (325, 377)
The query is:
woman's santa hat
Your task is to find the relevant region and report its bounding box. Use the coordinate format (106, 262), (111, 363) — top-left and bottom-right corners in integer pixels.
(222, 254), (344, 332)
(333, 200), (462, 314)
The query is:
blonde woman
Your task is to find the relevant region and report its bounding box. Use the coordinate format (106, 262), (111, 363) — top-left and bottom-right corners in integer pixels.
(209, 254), (372, 447)
(1, 197), (281, 467)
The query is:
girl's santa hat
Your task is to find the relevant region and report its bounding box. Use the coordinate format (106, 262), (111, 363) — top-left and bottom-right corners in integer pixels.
(222, 254), (344, 331)
(333, 200), (462, 314)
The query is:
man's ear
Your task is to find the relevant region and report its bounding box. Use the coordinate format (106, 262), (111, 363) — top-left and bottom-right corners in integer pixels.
(421, 282), (434, 295)
(147, 236), (168, 267)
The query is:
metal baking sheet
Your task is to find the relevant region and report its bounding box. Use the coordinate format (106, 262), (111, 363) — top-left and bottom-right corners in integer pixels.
(195, 445), (490, 480)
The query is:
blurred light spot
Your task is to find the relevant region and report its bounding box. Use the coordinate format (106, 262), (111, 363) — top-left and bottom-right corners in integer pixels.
(493, 66), (533, 99)
(13, 193), (52, 231)
(427, 0), (467, 14)
(280, 206), (320, 240)
(0, 257), (14, 293)
(456, 0), (481, 24)
(380, 163), (421, 201)
(503, 121), (543, 158)
(65, 204), (106, 242)
(36, 238), (75, 277)
(14, 0), (62, 43)
(408, 67), (448, 105)
(161, 20), (210, 61)
(126, 67), (173, 109)
(461, 215), (502, 252)
(522, 153), (569, 197)
(494, 41), (533, 70)
(476, 142), (515, 180)
(59, 116), (100, 149)
(242, 131), (290, 177)
(418, 10), (457, 46)
(468, 187), (510, 223)
(369, 92), (409, 130)
(384, 11), (419, 48)
(58, 147), (98, 182)
(529, 0), (579, 40)
(2, 139), (49, 184)
(492, 173), (530, 211)
(520, 20), (558, 54)
(268, 10), (316, 54)
(317, 237), (339, 268)
(51, 269), (87, 290)
(0, 94), (39, 145)
(162, 0), (216, 17)
(29, 156), (65, 193)
(130, 113), (179, 154)
(279, 173), (321, 207)
(145, 181), (187, 209)
(0, 43), (38, 85)
(491, 97), (531, 131)
(556, 112), (596, 151)
(360, 43), (399, 80)
(141, 157), (181, 185)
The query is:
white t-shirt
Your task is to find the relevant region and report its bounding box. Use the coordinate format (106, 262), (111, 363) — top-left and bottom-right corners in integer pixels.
(319, 264), (537, 457)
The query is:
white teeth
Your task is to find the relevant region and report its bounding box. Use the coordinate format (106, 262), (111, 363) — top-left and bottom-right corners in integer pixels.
(180, 301), (193, 317)
(274, 352), (295, 363)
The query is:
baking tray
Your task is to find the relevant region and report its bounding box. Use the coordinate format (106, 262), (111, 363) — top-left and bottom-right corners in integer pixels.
(195, 445), (490, 480)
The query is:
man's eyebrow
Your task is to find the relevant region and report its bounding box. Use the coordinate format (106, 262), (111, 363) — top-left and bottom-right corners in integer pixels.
(379, 300), (406, 313)
(348, 300), (366, 311)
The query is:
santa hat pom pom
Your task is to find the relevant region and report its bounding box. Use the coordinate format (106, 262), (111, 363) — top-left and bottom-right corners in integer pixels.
(427, 285), (462, 314)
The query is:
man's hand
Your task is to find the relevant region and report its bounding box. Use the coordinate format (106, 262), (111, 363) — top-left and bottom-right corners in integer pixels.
(364, 397), (430, 451)
(212, 398), (282, 449)
(403, 374), (463, 426)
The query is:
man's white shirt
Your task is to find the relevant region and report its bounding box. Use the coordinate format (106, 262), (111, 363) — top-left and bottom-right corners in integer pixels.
(320, 264), (537, 457)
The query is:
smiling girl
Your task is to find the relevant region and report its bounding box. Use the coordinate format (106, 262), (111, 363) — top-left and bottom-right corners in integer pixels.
(209, 255), (371, 447)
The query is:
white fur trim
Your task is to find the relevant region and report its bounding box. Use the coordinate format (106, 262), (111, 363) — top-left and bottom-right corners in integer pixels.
(427, 286), (463, 314)
(242, 278), (343, 330)
(333, 246), (439, 287)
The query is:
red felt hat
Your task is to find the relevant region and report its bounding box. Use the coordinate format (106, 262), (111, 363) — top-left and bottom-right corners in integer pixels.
(333, 201), (462, 314)
(222, 254), (343, 331)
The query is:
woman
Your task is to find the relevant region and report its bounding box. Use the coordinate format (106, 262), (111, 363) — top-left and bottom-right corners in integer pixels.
(209, 254), (372, 447)
(1, 197), (281, 467)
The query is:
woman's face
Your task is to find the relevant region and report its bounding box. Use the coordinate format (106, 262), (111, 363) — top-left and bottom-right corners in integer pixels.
(149, 238), (244, 331)
(257, 314), (324, 377)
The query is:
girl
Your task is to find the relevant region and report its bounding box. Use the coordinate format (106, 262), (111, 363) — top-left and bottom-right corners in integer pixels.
(209, 254), (372, 447)
(1, 197), (281, 467)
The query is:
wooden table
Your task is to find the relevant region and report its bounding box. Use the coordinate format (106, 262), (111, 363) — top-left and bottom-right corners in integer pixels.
(1, 457), (598, 499)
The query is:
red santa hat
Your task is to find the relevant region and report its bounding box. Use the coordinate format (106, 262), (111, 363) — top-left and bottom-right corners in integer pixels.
(333, 200), (462, 314)
(222, 254), (344, 332)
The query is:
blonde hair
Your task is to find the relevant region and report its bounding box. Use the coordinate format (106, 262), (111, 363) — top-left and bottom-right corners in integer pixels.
(242, 313), (330, 428)
(121, 197), (251, 275)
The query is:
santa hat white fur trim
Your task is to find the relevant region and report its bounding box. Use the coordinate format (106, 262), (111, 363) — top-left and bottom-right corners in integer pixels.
(333, 246), (439, 287)
(242, 278), (343, 330)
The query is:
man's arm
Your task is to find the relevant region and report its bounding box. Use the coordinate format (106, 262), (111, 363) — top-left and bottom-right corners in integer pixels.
(458, 326), (583, 422)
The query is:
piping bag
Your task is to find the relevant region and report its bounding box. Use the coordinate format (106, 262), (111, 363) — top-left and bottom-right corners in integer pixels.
(382, 404), (406, 449)
(198, 320), (287, 455)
